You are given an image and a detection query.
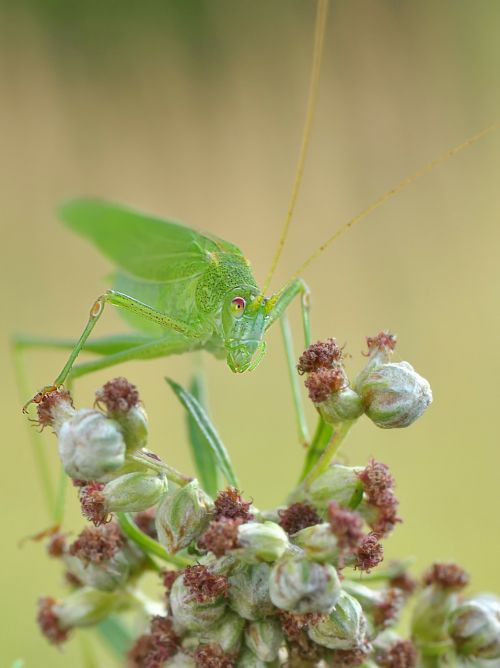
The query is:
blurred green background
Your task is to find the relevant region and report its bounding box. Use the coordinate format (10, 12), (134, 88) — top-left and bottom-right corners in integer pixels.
(1, 0), (500, 665)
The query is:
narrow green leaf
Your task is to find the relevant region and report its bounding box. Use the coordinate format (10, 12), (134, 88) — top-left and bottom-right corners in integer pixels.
(97, 616), (132, 657)
(185, 372), (219, 497)
(166, 377), (239, 488)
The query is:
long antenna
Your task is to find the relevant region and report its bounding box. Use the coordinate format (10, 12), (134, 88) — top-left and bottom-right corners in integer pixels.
(262, 0), (329, 294)
(291, 121), (500, 280)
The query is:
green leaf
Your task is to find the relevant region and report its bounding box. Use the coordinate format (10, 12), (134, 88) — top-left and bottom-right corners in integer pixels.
(96, 616), (133, 658)
(185, 372), (219, 497)
(166, 377), (239, 488)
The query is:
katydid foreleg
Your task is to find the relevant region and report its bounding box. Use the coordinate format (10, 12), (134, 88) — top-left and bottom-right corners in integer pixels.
(23, 289), (206, 410)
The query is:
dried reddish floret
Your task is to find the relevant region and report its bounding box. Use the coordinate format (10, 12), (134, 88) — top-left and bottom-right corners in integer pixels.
(376, 640), (418, 668)
(37, 597), (69, 645)
(134, 508), (158, 540)
(297, 338), (344, 374)
(46, 531), (67, 558)
(79, 481), (108, 526)
(330, 648), (370, 667)
(193, 644), (235, 668)
(95, 377), (140, 413)
(36, 387), (73, 428)
(127, 616), (180, 668)
(280, 611), (324, 640)
(278, 502), (321, 535)
(69, 522), (124, 565)
(373, 588), (404, 628)
(358, 460), (395, 505)
(389, 570), (417, 595)
(305, 367), (346, 403)
(198, 518), (242, 557)
(162, 569), (181, 594)
(214, 487), (253, 522)
(183, 565), (229, 602)
(422, 562), (469, 590)
(327, 502), (364, 551)
(365, 331), (397, 356)
(355, 532), (384, 572)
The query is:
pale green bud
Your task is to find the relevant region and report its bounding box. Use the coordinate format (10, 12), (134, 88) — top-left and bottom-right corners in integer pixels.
(116, 405), (149, 451)
(228, 563), (274, 620)
(269, 556), (341, 613)
(449, 596), (500, 660)
(165, 652), (196, 668)
(102, 472), (167, 513)
(291, 523), (340, 563)
(237, 647), (279, 668)
(319, 387), (364, 424)
(64, 541), (143, 592)
(342, 580), (403, 632)
(58, 409), (126, 480)
(170, 572), (226, 632)
(237, 521), (289, 563)
(245, 618), (284, 662)
(210, 611), (246, 654)
(411, 586), (459, 645)
(53, 587), (125, 629)
(308, 465), (364, 510)
(308, 591), (367, 650)
(156, 480), (213, 553)
(358, 361), (432, 429)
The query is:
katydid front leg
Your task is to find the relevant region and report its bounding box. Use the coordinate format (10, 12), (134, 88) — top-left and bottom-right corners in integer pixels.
(23, 289), (206, 411)
(266, 278), (312, 446)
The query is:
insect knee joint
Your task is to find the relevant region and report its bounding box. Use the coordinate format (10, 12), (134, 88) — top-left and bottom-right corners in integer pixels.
(90, 297), (105, 319)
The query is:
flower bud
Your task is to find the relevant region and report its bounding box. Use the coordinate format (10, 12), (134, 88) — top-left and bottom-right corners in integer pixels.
(342, 581), (404, 632)
(165, 652), (196, 668)
(228, 563), (274, 620)
(269, 556), (341, 613)
(245, 618), (284, 662)
(156, 480), (213, 553)
(448, 596), (500, 660)
(237, 521), (289, 563)
(291, 524), (341, 563)
(237, 647), (279, 668)
(58, 409), (126, 480)
(412, 588), (459, 645)
(319, 387), (364, 425)
(357, 361), (432, 429)
(38, 587), (126, 643)
(308, 591), (367, 650)
(209, 611), (246, 654)
(102, 472), (167, 513)
(170, 572), (227, 632)
(307, 465), (364, 510)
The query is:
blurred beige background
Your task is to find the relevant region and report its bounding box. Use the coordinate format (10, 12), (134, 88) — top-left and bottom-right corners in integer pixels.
(1, 0), (500, 665)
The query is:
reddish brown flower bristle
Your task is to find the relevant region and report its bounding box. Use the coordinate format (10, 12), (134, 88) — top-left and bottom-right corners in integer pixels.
(280, 611), (324, 640)
(297, 338), (343, 374)
(37, 388), (73, 428)
(376, 640), (418, 668)
(134, 508), (158, 540)
(373, 588), (404, 628)
(389, 570), (417, 595)
(162, 569), (180, 595)
(183, 565), (229, 603)
(330, 648), (370, 667)
(422, 562), (469, 590)
(198, 518), (242, 557)
(327, 502), (364, 551)
(304, 367), (345, 403)
(69, 522), (124, 565)
(358, 460), (401, 537)
(355, 532), (384, 572)
(214, 487), (253, 522)
(127, 616), (180, 668)
(278, 502), (321, 535)
(193, 644), (235, 668)
(365, 331), (397, 356)
(96, 377), (140, 413)
(46, 531), (67, 558)
(79, 481), (108, 526)
(37, 597), (69, 645)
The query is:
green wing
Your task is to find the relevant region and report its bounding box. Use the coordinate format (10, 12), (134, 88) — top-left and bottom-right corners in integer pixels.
(60, 198), (245, 282)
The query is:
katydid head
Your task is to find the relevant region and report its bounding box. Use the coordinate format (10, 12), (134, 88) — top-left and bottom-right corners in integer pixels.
(222, 290), (269, 373)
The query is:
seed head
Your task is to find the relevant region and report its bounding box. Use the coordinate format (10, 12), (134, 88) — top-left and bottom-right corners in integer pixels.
(193, 644), (235, 668)
(36, 387), (75, 431)
(297, 338), (343, 374)
(355, 533), (384, 572)
(127, 616), (180, 668)
(329, 648), (370, 667)
(199, 518), (242, 557)
(365, 332), (397, 357)
(278, 502), (321, 535)
(95, 377), (140, 414)
(69, 522), (124, 565)
(214, 487), (253, 522)
(37, 596), (69, 645)
(79, 481), (108, 525)
(305, 367), (346, 403)
(422, 562), (469, 590)
(183, 565), (229, 603)
(327, 502), (364, 551)
(376, 639), (418, 668)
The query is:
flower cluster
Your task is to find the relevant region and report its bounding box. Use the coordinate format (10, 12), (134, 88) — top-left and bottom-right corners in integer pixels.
(30, 337), (499, 667)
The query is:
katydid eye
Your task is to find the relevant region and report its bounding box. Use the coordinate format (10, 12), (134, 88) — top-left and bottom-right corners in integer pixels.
(231, 296), (246, 317)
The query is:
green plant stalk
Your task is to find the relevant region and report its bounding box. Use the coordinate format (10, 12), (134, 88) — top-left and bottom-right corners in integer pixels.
(117, 511), (192, 567)
(130, 450), (192, 487)
(302, 419), (354, 489)
(299, 415), (333, 481)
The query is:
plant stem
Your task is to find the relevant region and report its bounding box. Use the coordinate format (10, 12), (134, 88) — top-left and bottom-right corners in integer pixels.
(299, 415), (333, 481)
(117, 512), (191, 567)
(302, 420), (354, 489)
(130, 450), (192, 487)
